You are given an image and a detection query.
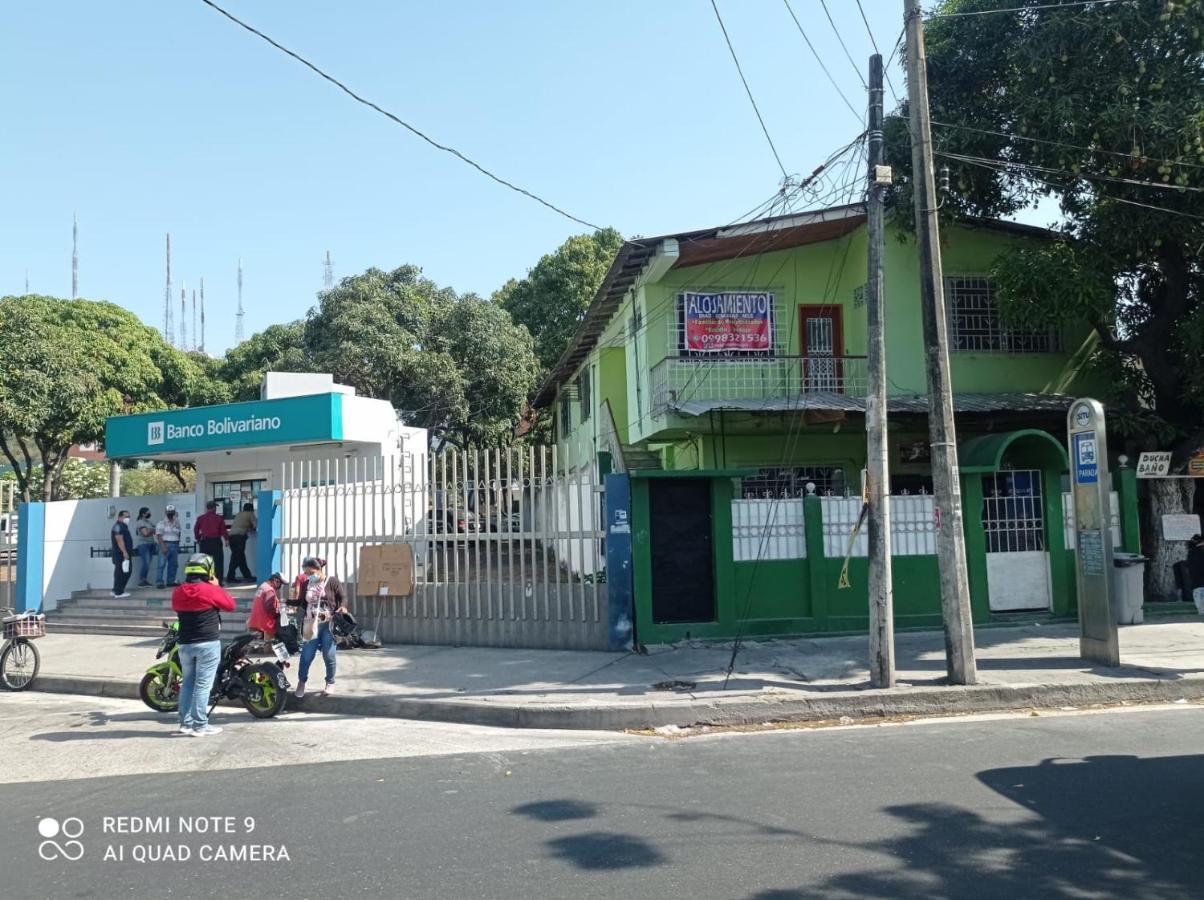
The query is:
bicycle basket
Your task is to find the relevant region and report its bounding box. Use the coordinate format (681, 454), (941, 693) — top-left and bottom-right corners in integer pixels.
(2, 613), (46, 640)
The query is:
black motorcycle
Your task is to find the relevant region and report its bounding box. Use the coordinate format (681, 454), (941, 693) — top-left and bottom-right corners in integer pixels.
(140, 623), (296, 719)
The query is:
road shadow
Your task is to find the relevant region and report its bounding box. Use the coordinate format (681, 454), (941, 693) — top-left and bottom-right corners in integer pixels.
(545, 831), (664, 870)
(31, 729), (180, 742)
(750, 753), (1204, 899)
(512, 800), (599, 822)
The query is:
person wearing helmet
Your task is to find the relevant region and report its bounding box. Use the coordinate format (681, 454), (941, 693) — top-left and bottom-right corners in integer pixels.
(171, 553), (236, 736)
(247, 571), (287, 640)
(286, 556), (347, 698)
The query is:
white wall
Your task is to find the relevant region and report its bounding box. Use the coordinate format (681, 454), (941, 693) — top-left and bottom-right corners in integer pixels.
(40, 493), (195, 609)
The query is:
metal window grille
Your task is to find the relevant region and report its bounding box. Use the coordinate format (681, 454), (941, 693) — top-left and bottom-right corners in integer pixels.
(741, 466), (846, 499)
(559, 392), (572, 435)
(674, 292), (778, 358)
(578, 369), (591, 423)
(982, 470), (1046, 553)
(947, 276), (1061, 353)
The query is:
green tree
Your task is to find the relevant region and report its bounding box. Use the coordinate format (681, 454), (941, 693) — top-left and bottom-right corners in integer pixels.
(222, 268), (539, 446)
(494, 228), (624, 371)
(895, 0), (1204, 596)
(0, 296), (220, 501)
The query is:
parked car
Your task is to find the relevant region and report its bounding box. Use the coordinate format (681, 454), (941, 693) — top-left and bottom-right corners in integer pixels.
(485, 510), (521, 533)
(427, 507), (478, 534)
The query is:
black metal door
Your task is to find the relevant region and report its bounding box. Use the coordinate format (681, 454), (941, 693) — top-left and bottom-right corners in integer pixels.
(649, 479), (716, 624)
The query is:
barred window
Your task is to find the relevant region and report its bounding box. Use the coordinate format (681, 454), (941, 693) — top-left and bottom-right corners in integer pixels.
(578, 368), (591, 423)
(946, 277), (1061, 353)
(559, 392), (572, 436)
(741, 465), (846, 498)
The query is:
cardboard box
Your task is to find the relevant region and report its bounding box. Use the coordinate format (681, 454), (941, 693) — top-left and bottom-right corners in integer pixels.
(357, 543), (415, 597)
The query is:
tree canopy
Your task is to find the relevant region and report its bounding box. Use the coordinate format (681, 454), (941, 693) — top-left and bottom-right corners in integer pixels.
(493, 228), (624, 371)
(897, 0), (1204, 594)
(222, 266), (540, 447)
(0, 296), (227, 501)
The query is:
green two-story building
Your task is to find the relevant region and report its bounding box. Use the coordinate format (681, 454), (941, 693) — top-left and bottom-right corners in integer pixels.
(533, 204), (1138, 644)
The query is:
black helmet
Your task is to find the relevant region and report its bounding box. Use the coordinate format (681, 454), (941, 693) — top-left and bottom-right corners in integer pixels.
(269, 571), (285, 584)
(183, 553), (215, 581)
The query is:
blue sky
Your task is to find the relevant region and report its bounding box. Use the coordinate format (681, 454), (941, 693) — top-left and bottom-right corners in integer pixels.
(1, 1), (1040, 355)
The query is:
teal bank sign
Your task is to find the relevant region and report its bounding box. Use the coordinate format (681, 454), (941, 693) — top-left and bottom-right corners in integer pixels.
(106, 393), (345, 457)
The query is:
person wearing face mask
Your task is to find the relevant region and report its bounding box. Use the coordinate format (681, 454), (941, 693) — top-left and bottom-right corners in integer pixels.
(110, 510), (134, 599)
(133, 507), (157, 587)
(154, 505), (183, 589)
(287, 556), (347, 698)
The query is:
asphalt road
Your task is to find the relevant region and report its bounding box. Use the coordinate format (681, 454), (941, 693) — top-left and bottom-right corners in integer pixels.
(2, 697), (1202, 900)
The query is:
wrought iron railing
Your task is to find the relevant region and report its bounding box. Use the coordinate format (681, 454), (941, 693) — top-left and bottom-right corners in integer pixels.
(650, 355), (868, 414)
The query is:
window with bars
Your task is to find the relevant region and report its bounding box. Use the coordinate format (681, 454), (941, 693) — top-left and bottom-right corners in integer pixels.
(674, 292), (777, 358)
(946, 276), (1061, 353)
(740, 465), (846, 498)
(578, 368), (591, 423)
(559, 392), (572, 436)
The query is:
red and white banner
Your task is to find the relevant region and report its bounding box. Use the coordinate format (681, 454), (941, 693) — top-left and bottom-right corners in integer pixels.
(682, 292), (773, 352)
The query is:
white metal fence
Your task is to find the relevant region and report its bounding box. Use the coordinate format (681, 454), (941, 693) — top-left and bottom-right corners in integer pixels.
(818, 494), (939, 558)
(0, 483), (17, 611)
(731, 499), (806, 561)
(277, 448), (608, 650)
(1061, 491), (1122, 549)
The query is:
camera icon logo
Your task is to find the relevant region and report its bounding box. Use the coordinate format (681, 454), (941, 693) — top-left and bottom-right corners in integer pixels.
(37, 817), (85, 861)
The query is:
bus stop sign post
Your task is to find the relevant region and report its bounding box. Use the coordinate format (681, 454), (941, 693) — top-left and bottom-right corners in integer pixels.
(1068, 398), (1119, 666)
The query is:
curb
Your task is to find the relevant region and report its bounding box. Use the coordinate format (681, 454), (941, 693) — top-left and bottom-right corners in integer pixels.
(27, 672), (1204, 731)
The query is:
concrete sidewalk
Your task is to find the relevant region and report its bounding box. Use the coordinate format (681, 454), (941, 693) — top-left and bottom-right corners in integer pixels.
(15, 617), (1204, 730)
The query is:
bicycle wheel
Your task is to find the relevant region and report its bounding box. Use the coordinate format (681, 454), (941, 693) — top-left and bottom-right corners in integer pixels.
(0, 639), (40, 690)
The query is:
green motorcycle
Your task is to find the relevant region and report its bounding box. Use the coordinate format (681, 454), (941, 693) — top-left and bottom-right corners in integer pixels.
(139, 621), (292, 719)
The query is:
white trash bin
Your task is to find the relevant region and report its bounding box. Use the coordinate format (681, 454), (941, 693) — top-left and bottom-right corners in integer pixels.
(1111, 552), (1147, 625)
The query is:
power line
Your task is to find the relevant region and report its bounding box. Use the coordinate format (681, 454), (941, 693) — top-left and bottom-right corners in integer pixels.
(708, 0), (789, 180)
(923, 118), (1204, 172)
(854, 0), (902, 103)
(781, 0), (863, 124)
(818, 0), (868, 88)
(942, 152), (1204, 222)
(197, 0), (603, 231)
(930, 0), (1138, 18)
(938, 150), (1204, 195)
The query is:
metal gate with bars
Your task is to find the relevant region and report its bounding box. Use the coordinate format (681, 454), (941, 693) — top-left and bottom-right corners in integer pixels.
(0, 483), (17, 611)
(277, 447), (608, 650)
(982, 470), (1051, 611)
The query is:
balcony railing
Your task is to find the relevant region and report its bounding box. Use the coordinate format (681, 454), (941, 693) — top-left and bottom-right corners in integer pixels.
(650, 355), (868, 415)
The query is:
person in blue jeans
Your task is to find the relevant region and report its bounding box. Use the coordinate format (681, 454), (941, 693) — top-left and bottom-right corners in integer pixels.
(289, 556), (348, 698)
(155, 506), (183, 588)
(170, 553), (235, 736)
(133, 507), (157, 587)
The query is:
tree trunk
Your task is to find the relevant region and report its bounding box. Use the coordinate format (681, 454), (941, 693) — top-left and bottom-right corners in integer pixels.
(1145, 478), (1197, 600)
(41, 467), (55, 503)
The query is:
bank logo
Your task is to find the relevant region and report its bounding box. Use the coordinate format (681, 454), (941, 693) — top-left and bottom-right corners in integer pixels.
(147, 421), (165, 446)
(38, 817), (85, 861)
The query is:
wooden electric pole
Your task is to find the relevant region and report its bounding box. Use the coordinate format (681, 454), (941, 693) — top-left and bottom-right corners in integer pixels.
(866, 53), (895, 689)
(903, 0), (977, 685)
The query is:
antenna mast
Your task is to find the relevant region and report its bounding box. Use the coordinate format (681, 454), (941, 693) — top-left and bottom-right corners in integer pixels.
(199, 278), (206, 354)
(235, 258), (246, 343)
(164, 233), (174, 345)
(180, 283), (187, 349)
(324, 250), (334, 290)
(71, 214), (79, 298)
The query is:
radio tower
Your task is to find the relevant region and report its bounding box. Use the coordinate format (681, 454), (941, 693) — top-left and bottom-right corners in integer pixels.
(199, 278), (206, 354)
(180, 283), (188, 349)
(191, 289), (198, 351)
(164, 234), (174, 345)
(71, 214), (79, 298)
(234, 258), (246, 343)
(324, 250), (334, 290)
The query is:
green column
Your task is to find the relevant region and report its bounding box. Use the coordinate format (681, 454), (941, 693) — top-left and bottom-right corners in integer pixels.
(960, 474), (991, 623)
(804, 494), (828, 629)
(710, 477), (737, 631)
(1114, 464), (1140, 553)
(1043, 468), (1073, 617)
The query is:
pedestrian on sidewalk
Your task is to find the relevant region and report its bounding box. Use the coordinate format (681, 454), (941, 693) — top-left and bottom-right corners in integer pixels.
(288, 556), (347, 698)
(1188, 535), (1204, 615)
(154, 506), (182, 588)
(226, 502), (257, 584)
(172, 553), (235, 737)
(248, 571), (286, 640)
(133, 507), (157, 587)
(110, 510), (133, 599)
(195, 501), (229, 587)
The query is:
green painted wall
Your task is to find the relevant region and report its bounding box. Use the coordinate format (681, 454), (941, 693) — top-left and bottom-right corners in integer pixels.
(598, 347), (629, 445)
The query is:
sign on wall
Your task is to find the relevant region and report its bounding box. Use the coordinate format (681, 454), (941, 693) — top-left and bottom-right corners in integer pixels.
(1136, 452), (1172, 478)
(681, 292), (773, 352)
(1161, 514), (1202, 541)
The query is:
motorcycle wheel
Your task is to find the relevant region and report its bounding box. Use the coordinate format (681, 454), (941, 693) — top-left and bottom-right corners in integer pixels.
(139, 671), (179, 712)
(241, 664), (288, 719)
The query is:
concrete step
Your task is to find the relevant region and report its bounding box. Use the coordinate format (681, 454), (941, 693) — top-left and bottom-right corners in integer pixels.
(47, 622), (167, 638)
(45, 614), (252, 637)
(70, 584), (259, 600)
(59, 596), (253, 612)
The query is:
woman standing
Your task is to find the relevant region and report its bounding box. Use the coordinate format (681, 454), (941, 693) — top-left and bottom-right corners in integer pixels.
(289, 556), (347, 698)
(133, 507), (157, 587)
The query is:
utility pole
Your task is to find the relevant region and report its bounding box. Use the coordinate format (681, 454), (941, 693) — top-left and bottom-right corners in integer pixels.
(865, 53), (895, 689)
(904, 0), (976, 685)
(71, 213), (79, 298)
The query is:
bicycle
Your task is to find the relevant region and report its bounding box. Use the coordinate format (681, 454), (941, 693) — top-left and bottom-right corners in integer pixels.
(1, 607), (44, 690)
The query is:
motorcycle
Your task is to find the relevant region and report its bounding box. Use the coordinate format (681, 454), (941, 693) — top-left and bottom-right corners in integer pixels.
(139, 621), (294, 719)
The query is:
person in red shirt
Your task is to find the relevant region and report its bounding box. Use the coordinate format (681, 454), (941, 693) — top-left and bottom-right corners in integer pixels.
(171, 553), (236, 736)
(194, 500), (230, 587)
(247, 572), (287, 640)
